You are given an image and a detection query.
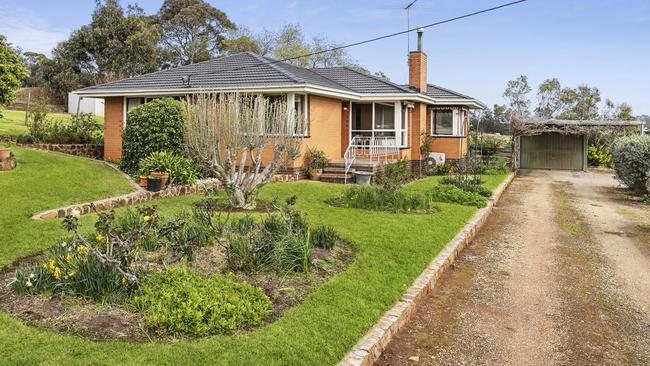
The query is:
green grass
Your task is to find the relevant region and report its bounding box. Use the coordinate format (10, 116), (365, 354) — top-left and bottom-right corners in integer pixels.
(0, 109), (104, 136)
(0, 149), (509, 365)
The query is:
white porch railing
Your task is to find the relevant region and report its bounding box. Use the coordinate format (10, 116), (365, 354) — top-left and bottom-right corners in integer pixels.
(343, 136), (400, 183)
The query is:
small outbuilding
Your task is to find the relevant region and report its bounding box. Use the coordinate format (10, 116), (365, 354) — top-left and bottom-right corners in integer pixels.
(512, 118), (644, 171)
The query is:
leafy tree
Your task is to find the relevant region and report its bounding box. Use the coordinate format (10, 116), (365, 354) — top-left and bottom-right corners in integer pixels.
(503, 75), (531, 116)
(273, 24), (311, 67)
(41, 0), (160, 103)
(470, 104), (510, 134)
(158, 0), (236, 66)
(558, 84), (601, 120)
(0, 35), (28, 116)
(535, 78), (562, 118)
(21, 52), (48, 87)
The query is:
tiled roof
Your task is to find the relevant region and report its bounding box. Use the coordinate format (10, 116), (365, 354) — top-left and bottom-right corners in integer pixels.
(77, 52), (482, 107)
(311, 67), (415, 94)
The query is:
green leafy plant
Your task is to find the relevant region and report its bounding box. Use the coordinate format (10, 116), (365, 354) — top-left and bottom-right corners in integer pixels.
(310, 225), (338, 250)
(611, 135), (650, 192)
(429, 184), (487, 208)
(159, 210), (214, 262)
(133, 268), (272, 337)
(373, 159), (411, 190)
(120, 98), (186, 171)
(138, 151), (197, 186)
(304, 147), (329, 171)
(440, 175), (491, 197)
(331, 185), (438, 214)
(587, 145), (612, 168)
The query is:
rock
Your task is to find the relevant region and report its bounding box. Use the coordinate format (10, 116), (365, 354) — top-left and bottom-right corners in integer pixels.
(408, 356), (419, 362)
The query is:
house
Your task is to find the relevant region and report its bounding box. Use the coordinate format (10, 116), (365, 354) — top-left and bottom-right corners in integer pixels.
(73, 30), (485, 180)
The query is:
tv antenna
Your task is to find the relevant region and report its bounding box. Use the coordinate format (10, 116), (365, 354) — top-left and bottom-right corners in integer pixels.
(405, 0), (418, 52)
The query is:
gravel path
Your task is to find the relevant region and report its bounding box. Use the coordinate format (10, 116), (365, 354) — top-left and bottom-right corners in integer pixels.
(376, 170), (650, 366)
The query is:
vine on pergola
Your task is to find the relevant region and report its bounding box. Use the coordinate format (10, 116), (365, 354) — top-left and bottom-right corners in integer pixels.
(509, 114), (641, 170)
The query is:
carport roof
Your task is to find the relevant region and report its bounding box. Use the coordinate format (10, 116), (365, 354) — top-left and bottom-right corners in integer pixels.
(524, 119), (643, 127)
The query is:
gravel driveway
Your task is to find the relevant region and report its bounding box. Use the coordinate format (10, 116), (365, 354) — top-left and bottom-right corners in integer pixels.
(377, 170), (650, 366)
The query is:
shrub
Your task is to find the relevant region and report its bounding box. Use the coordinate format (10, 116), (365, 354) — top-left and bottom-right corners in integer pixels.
(304, 147), (330, 171)
(25, 113), (102, 144)
(332, 185), (438, 213)
(374, 159), (411, 190)
(159, 210), (214, 261)
(469, 133), (510, 156)
(440, 175), (491, 197)
(611, 135), (650, 192)
(587, 145), (612, 168)
(310, 225), (338, 250)
(133, 268), (272, 337)
(138, 151), (197, 186)
(429, 184), (487, 208)
(120, 98), (186, 172)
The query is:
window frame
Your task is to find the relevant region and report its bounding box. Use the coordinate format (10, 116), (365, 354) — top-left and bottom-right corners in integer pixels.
(430, 107), (467, 137)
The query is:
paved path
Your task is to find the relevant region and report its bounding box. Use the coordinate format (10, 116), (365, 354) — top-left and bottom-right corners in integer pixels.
(377, 170), (650, 366)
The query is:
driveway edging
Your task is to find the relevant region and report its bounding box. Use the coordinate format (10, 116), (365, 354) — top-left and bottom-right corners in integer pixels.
(338, 173), (516, 366)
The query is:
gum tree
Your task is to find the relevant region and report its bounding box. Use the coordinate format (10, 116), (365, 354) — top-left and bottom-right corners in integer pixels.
(184, 93), (304, 209)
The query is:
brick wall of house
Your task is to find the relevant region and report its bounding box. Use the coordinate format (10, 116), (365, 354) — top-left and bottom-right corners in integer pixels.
(103, 97), (123, 161)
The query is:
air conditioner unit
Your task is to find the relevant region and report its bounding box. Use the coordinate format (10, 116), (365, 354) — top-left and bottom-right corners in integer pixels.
(425, 152), (445, 166)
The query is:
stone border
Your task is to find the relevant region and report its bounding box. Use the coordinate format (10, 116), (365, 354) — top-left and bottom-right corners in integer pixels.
(32, 179), (222, 220)
(338, 173), (516, 366)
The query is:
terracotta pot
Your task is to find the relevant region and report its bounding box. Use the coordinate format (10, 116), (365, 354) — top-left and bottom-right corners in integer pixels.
(139, 176), (148, 187)
(150, 172), (169, 188)
(0, 148), (10, 160)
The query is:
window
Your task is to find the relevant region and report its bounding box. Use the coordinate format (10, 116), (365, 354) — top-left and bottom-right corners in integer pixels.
(374, 103), (395, 130)
(289, 93), (308, 136)
(126, 98), (144, 115)
(431, 110), (454, 135)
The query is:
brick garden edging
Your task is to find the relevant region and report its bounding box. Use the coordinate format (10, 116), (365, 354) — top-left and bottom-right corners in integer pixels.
(338, 173), (516, 366)
(32, 179), (222, 220)
(19, 143), (104, 159)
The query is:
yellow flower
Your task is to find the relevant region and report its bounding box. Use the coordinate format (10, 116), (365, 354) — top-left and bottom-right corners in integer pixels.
(53, 267), (61, 280)
(95, 234), (105, 243)
(48, 259), (55, 271)
(76, 245), (89, 255)
(66, 253), (73, 262)
(121, 277), (127, 285)
(68, 270), (76, 277)
(143, 215), (151, 222)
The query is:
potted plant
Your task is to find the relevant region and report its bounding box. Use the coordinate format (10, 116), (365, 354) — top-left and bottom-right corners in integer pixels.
(139, 175), (148, 187)
(304, 147), (329, 181)
(150, 171), (169, 188)
(0, 147), (11, 161)
(146, 176), (162, 192)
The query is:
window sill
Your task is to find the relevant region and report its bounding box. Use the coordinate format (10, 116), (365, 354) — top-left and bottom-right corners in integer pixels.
(430, 134), (466, 138)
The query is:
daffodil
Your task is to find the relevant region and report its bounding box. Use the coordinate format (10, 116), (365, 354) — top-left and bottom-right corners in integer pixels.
(121, 277), (127, 285)
(61, 241), (67, 247)
(53, 267), (61, 280)
(95, 234), (105, 243)
(143, 215), (151, 222)
(25, 280), (33, 287)
(48, 259), (55, 271)
(66, 253), (73, 262)
(76, 245), (89, 255)
(29, 273), (35, 279)
(68, 270), (76, 277)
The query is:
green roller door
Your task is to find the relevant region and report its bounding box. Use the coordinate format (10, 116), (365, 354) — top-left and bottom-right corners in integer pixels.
(520, 133), (585, 170)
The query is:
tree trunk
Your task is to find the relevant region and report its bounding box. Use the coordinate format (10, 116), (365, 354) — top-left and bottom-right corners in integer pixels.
(227, 185), (258, 210)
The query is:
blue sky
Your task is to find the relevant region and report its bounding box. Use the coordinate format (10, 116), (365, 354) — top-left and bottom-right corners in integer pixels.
(1, 0), (648, 114)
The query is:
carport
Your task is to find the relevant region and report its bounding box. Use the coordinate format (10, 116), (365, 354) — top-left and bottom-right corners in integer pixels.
(512, 119), (644, 171)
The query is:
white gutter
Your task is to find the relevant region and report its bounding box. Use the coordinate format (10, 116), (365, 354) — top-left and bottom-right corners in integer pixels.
(73, 83), (485, 108)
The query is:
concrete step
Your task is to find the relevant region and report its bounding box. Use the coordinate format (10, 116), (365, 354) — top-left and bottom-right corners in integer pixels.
(323, 167), (353, 174)
(319, 172), (354, 184)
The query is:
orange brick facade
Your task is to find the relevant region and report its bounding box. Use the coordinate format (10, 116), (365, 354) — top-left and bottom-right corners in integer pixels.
(103, 97), (123, 161)
(408, 51), (428, 93)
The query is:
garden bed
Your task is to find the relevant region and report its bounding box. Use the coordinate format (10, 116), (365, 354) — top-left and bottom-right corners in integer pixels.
(0, 238), (353, 341)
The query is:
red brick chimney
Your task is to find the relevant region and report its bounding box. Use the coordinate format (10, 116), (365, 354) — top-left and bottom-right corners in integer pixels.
(408, 28), (427, 93)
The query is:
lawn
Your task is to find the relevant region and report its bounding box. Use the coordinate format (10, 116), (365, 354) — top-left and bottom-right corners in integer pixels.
(0, 147), (508, 365)
(0, 109), (104, 136)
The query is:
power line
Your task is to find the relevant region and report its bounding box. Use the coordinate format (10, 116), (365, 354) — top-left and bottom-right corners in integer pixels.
(201, 0), (528, 76)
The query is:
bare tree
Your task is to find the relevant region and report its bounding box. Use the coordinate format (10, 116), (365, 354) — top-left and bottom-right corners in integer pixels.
(184, 93), (304, 209)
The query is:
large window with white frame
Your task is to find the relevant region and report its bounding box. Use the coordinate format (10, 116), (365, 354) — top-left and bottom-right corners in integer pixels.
(430, 108), (466, 137)
(351, 101), (407, 147)
(288, 93), (308, 136)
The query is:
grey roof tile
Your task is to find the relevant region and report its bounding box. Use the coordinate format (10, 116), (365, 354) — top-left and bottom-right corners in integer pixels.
(312, 67), (415, 94)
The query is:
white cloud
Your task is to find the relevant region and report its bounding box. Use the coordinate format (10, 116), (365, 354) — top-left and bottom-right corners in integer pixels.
(0, 6), (69, 55)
